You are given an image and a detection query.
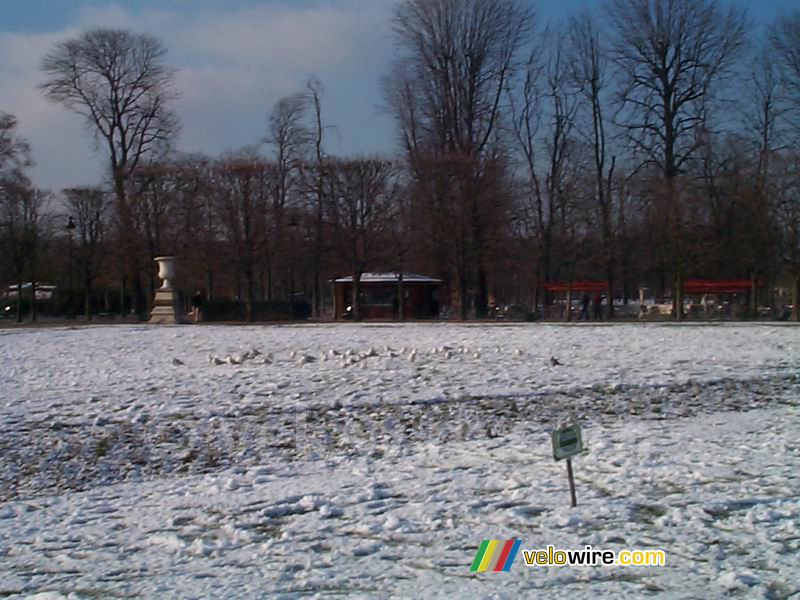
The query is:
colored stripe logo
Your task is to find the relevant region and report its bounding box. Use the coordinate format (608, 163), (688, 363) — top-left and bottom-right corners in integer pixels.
(470, 540), (521, 572)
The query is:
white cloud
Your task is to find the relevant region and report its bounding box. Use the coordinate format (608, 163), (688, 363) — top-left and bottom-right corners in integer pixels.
(0, 29), (104, 190)
(0, 0), (399, 191)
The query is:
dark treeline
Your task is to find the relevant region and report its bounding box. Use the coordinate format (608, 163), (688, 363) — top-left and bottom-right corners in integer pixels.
(1, 0), (800, 322)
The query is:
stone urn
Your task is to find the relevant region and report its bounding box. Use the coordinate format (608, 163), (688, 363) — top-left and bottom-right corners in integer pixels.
(149, 256), (182, 324)
(155, 256), (176, 289)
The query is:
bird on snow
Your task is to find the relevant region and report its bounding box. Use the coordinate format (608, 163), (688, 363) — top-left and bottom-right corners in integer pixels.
(550, 356), (562, 366)
(296, 354), (317, 366)
(226, 354), (243, 365)
(208, 355), (225, 366)
(513, 348), (524, 358)
(408, 350), (417, 363)
(171, 357), (184, 366)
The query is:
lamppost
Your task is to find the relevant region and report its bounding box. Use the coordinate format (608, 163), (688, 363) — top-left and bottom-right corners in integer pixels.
(66, 216), (76, 318)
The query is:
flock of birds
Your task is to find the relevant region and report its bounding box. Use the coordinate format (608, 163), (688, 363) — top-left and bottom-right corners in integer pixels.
(177, 345), (565, 370)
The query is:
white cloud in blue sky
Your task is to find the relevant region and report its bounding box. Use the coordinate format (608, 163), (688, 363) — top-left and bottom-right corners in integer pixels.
(0, 0), (398, 190)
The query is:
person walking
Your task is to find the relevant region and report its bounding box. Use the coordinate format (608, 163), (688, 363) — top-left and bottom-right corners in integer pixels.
(191, 290), (204, 324)
(579, 293), (590, 321)
(592, 292), (603, 321)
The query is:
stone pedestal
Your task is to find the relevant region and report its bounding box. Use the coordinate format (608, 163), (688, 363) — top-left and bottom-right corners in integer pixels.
(149, 288), (181, 324)
(149, 256), (182, 324)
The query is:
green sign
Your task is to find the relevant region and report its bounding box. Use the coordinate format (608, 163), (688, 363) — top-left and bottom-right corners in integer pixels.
(552, 425), (584, 461)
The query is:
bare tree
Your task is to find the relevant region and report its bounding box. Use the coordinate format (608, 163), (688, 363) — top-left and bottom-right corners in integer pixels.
(0, 115), (38, 321)
(737, 44), (788, 313)
(386, 0), (534, 318)
(41, 29), (178, 215)
(305, 77), (331, 318)
(170, 155), (218, 300)
(64, 187), (108, 319)
(509, 29), (581, 319)
(328, 158), (397, 321)
(567, 12), (617, 318)
(0, 113), (31, 176)
(130, 165), (178, 305)
(0, 178), (47, 322)
(41, 29), (178, 314)
(608, 0), (748, 320)
(774, 153), (800, 320)
(214, 156), (274, 321)
(771, 9), (800, 112)
(266, 93), (309, 299)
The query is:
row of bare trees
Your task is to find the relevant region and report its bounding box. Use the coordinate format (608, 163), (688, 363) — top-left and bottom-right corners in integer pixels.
(2, 2), (800, 321)
(385, 0), (800, 320)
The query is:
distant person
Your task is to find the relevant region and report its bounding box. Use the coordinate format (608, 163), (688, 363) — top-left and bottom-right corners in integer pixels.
(593, 293), (603, 321)
(191, 290), (204, 324)
(579, 293), (590, 320)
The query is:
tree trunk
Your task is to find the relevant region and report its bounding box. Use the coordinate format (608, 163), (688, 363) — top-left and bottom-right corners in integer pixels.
(205, 269), (213, 302)
(312, 270), (321, 319)
(84, 273), (92, 320)
(564, 284), (572, 322)
(793, 276), (800, 322)
(475, 268), (489, 319)
(397, 271), (405, 321)
(16, 281), (22, 323)
(132, 271), (142, 318)
(749, 271), (757, 317)
(458, 276), (468, 321)
(245, 268), (254, 322)
(351, 272), (361, 321)
(673, 275), (684, 322)
(119, 276), (126, 317)
(30, 280), (37, 322)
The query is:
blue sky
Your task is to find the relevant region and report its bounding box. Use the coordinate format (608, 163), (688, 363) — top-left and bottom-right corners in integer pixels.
(0, 0), (795, 191)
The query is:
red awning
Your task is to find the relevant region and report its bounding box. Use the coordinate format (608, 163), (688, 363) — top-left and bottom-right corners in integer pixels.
(683, 279), (757, 294)
(541, 281), (608, 292)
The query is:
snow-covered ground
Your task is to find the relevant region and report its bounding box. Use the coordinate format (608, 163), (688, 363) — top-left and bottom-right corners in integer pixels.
(0, 323), (798, 598)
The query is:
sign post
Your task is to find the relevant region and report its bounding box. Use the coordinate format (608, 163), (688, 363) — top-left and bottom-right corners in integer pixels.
(565, 458), (577, 507)
(551, 424), (585, 507)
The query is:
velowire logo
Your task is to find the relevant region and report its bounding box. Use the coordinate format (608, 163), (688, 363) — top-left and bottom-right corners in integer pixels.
(469, 540), (522, 572)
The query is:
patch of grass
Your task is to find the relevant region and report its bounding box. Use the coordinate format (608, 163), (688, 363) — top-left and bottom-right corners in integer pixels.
(632, 503), (668, 523)
(95, 437), (110, 458)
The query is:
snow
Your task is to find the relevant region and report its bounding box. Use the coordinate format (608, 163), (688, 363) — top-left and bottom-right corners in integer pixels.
(333, 272), (442, 283)
(0, 322), (798, 598)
